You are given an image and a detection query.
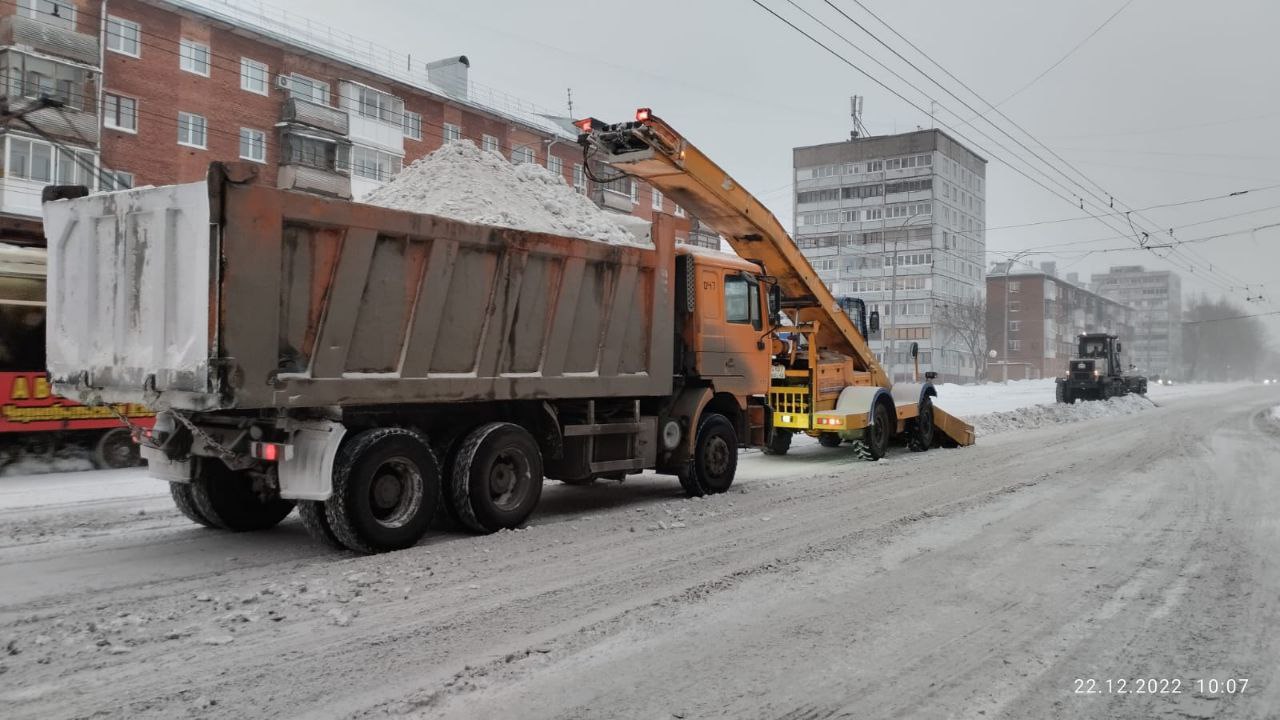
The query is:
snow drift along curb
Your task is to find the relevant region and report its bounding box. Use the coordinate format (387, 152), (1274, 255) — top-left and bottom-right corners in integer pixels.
(965, 394), (1153, 438)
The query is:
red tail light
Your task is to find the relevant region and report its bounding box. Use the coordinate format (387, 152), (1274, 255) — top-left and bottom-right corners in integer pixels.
(635, 107), (652, 122)
(250, 441), (291, 462)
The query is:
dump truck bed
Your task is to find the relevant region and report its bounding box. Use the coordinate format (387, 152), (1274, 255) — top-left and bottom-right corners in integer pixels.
(44, 167), (674, 411)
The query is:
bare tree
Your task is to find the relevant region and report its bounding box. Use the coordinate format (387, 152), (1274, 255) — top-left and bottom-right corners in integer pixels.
(934, 294), (988, 381)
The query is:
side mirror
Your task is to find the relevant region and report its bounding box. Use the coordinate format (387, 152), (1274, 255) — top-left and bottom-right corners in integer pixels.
(910, 342), (919, 359)
(768, 284), (782, 319)
(869, 310), (880, 334)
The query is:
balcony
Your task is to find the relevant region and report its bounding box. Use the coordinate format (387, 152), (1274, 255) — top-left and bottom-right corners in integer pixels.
(14, 102), (98, 144)
(0, 15), (99, 66)
(280, 97), (349, 136)
(277, 164), (351, 200)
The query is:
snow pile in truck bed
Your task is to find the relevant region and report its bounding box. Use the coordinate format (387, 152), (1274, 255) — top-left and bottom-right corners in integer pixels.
(362, 141), (644, 245)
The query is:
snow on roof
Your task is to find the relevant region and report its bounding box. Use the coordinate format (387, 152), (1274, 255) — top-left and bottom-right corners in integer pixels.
(159, 0), (575, 140)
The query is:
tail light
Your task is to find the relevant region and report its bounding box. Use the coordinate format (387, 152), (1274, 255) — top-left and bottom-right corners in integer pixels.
(635, 107), (652, 122)
(250, 441), (293, 462)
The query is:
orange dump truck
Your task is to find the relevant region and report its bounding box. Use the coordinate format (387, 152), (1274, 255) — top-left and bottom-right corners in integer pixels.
(41, 114), (970, 554)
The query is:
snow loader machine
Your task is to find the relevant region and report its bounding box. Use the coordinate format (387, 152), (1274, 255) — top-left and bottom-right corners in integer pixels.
(1055, 332), (1147, 403)
(576, 109), (974, 458)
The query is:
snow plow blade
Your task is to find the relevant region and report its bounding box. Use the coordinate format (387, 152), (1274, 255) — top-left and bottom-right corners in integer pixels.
(932, 405), (974, 448)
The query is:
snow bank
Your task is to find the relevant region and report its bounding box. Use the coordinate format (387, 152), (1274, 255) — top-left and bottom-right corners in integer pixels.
(363, 141), (644, 245)
(1271, 405), (1280, 422)
(966, 394), (1153, 437)
(0, 448), (93, 478)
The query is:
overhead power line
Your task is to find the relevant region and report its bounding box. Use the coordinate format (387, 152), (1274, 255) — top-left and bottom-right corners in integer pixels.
(1183, 310), (1280, 325)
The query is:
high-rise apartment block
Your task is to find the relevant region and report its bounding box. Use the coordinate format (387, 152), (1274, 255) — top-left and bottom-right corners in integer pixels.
(1090, 265), (1182, 377)
(793, 129), (987, 381)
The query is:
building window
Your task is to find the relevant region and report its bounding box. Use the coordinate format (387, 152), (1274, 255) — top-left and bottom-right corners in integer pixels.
(547, 154), (563, 178)
(1008, 281), (1021, 293)
(106, 16), (141, 57)
(1009, 301), (1021, 313)
(102, 93), (137, 132)
(1008, 339), (1021, 351)
(865, 208), (882, 220)
(289, 74), (331, 105)
(402, 110), (422, 140)
(443, 123), (461, 143)
(179, 39), (211, 77)
(240, 58), (268, 95)
(6, 136), (95, 186)
(102, 170), (134, 191)
(281, 132), (345, 171)
(482, 135), (499, 153)
(675, 205), (685, 217)
(16, 0), (74, 30)
(511, 146), (535, 165)
(351, 146), (403, 182)
(239, 128), (266, 163)
(346, 83), (404, 125)
(4, 52), (89, 110)
(1009, 320), (1021, 332)
(652, 188), (663, 211)
(177, 112), (207, 148)
(572, 163), (586, 194)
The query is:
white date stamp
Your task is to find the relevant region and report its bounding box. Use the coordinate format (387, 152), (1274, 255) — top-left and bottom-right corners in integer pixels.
(1074, 678), (1249, 695)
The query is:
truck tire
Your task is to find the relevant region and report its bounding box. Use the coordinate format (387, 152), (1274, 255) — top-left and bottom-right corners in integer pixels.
(1055, 382), (1065, 404)
(817, 432), (842, 448)
(190, 459), (295, 532)
(169, 482), (216, 528)
(906, 397), (935, 452)
(762, 428), (792, 455)
(93, 428), (140, 469)
(325, 427), (441, 553)
(298, 500), (346, 550)
(850, 400), (892, 461)
(451, 423), (543, 533)
(678, 413), (737, 497)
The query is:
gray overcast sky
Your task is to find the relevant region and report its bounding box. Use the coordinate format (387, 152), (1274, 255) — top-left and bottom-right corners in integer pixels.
(279, 0), (1280, 337)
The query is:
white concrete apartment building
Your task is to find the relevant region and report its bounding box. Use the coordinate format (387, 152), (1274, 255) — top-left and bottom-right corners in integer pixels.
(1090, 265), (1182, 378)
(792, 129), (988, 382)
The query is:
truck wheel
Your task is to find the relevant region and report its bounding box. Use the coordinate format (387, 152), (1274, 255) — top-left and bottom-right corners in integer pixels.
(762, 428), (792, 455)
(1055, 382), (1065, 404)
(451, 423), (543, 533)
(325, 428), (441, 553)
(678, 413), (738, 497)
(817, 432), (842, 448)
(92, 428), (140, 469)
(851, 401), (892, 461)
(298, 500), (345, 550)
(190, 459), (296, 532)
(169, 482), (216, 528)
(906, 398), (935, 452)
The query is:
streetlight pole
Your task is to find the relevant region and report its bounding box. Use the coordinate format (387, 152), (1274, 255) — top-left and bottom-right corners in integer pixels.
(1002, 249), (1035, 383)
(887, 211), (923, 382)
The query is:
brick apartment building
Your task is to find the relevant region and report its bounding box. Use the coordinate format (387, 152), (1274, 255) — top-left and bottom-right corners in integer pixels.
(986, 261), (1135, 380)
(0, 0), (718, 247)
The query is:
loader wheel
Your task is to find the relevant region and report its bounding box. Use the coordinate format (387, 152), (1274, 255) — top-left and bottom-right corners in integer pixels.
(850, 401), (892, 461)
(190, 459), (296, 532)
(817, 432), (842, 448)
(325, 427), (441, 553)
(169, 481), (216, 529)
(451, 423), (543, 533)
(678, 413), (738, 497)
(298, 500), (345, 550)
(1055, 382), (1065, 404)
(762, 428), (792, 456)
(93, 428), (140, 469)
(907, 397), (935, 452)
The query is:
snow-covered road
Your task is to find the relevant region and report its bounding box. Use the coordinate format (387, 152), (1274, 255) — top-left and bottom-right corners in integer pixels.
(1, 384), (1278, 719)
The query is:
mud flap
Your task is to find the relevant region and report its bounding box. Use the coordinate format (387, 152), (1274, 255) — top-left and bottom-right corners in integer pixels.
(278, 420), (347, 501)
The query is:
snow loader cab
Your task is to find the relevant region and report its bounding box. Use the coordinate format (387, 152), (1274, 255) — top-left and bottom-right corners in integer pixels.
(1055, 333), (1148, 403)
(577, 108), (974, 459)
